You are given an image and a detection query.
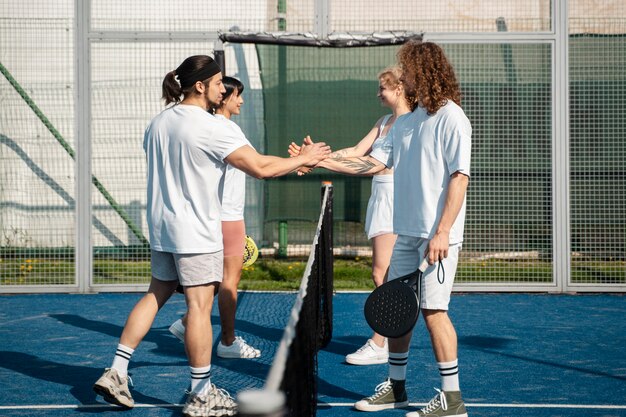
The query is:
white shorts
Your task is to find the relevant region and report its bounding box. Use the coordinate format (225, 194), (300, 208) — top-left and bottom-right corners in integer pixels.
(388, 236), (461, 310)
(364, 174), (394, 239)
(151, 250), (223, 287)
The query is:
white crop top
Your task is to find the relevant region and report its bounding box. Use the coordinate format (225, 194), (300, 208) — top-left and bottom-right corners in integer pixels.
(370, 114), (393, 154)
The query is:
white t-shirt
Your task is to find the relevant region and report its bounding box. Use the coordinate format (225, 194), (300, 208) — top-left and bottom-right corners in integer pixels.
(143, 104), (249, 253)
(215, 114), (253, 221)
(370, 101), (472, 244)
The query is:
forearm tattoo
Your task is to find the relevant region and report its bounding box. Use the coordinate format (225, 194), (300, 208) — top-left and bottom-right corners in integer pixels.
(340, 157), (377, 174)
(330, 149), (349, 161)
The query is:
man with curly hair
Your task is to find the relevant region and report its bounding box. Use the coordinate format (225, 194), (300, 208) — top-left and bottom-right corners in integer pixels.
(309, 40), (471, 416)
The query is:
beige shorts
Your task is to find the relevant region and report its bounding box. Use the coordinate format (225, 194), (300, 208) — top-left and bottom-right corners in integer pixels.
(151, 250), (223, 287)
(388, 236), (461, 311)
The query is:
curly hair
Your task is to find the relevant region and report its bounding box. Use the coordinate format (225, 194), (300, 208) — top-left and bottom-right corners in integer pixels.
(397, 41), (461, 114)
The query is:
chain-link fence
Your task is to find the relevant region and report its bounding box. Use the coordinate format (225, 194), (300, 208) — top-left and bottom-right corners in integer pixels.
(1, 0), (624, 292)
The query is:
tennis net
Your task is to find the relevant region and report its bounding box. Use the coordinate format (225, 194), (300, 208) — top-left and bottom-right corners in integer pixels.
(237, 182), (334, 417)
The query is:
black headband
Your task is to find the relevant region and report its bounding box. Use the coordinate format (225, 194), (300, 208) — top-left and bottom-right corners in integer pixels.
(177, 61), (221, 89)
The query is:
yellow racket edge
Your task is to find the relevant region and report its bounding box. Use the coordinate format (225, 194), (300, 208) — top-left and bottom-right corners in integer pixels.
(243, 235), (259, 267)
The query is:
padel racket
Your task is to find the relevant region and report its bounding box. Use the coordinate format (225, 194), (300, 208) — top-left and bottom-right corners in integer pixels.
(364, 257), (429, 338)
(243, 235), (259, 267)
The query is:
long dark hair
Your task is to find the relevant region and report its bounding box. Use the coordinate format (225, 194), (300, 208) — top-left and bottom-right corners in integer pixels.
(217, 76), (244, 108)
(162, 55), (221, 105)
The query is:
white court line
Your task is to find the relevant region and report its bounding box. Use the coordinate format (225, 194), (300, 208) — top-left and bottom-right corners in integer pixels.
(0, 404), (183, 410)
(324, 402), (626, 409)
(1, 403), (626, 411)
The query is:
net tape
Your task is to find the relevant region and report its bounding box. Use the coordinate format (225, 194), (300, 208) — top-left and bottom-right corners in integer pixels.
(218, 30), (423, 47)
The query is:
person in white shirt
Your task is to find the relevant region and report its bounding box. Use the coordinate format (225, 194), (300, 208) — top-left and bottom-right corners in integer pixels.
(169, 76), (261, 359)
(306, 41), (471, 417)
(289, 67), (411, 366)
(93, 55), (330, 417)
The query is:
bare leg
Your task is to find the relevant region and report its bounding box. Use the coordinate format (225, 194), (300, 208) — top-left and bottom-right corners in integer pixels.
(386, 311), (457, 359)
(388, 330), (413, 354)
(370, 233), (397, 347)
(422, 309), (458, 362)
(120, 277), (178, 349)
(184, 283), (218, 367)
(218, 255), (244, 346)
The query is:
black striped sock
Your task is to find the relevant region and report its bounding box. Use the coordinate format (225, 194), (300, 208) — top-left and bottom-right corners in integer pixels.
(111, 344), (134, 377)
(438, 359), (459, 391)
(190, 365), (212, 394)
(388, 351), (409, 380)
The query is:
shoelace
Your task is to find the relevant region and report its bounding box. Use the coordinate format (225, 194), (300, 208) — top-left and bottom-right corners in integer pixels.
(184, 385), (234, 405)
(421, 388), (447, 414)
(358, 339), (385, 354)
(183, 390), (207, 406)
(356, 342), (373, 354)
(234, 337), (259, 356)
(367, 379), (392, 400)
(215, 387), (235, 404)
(126, 375), (134, 388)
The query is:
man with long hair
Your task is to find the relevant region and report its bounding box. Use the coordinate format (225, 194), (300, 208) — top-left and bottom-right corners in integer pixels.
(92, 55), (330, 417)
(310, 40), (471, 417)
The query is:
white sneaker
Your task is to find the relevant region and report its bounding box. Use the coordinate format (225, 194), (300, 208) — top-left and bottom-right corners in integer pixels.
(93, 368), (134, 408)
(346, 338), (388, 365)
(169, 318), (185, 342)
(182, 383), (237, 416)
(217, 336), (261, 359)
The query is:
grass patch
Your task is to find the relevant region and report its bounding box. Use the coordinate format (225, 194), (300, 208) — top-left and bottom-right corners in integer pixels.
(1, 256), (624, 289)
(239, 257), (374, 291)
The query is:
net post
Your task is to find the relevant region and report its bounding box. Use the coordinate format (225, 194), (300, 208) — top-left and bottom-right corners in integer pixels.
(278, 221), (288, 258)
(214, 40), (225, 74)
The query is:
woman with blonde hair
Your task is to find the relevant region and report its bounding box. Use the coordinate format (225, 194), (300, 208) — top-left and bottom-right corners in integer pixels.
(290, 66), (411, 365)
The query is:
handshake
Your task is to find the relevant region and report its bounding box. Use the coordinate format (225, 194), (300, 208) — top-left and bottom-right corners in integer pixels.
(288, 135), (327, 176)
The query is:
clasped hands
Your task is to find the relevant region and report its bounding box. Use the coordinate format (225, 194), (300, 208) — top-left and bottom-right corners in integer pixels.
(289, 136), (323, 176)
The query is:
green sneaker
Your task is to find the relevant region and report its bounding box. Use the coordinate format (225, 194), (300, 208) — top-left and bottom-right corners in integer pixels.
(354, 378), (409, 411)
(405, 389), (467, 417)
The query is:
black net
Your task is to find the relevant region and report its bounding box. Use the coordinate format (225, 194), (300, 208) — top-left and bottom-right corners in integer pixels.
(279, 184), (333, 416)
(238, 183), (334, 417)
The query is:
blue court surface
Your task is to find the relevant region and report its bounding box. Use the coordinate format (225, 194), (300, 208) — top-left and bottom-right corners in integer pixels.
(1, 291), (625, 417)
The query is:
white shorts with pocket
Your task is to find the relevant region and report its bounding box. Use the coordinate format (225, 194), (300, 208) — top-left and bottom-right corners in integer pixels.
(388, 236), (461, 310)
(151, 250), (223, 287)
(364, 174), (394, 239)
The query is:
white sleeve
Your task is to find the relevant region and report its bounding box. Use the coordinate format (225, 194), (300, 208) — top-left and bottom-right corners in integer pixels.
(198, 121), (250, 162)
(442, 110), (472, 177)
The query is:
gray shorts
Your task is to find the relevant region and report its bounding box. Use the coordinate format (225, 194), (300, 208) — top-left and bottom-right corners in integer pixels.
(388, 236), (461, 311)
(151, 250), (223, 287)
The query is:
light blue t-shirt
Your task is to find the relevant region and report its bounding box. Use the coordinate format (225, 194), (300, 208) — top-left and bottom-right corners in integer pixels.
(370, 101), (472, 244)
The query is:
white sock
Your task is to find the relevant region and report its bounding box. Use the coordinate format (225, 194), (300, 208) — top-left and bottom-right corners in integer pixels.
(190, 365), (212, 394)
(388, 351), (408, 381)
(438, 359), (460, 391)
(111, 344), (134, 377)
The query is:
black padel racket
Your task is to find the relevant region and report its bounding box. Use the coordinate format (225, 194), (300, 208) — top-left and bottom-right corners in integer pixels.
(364, 257), (429, 338)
